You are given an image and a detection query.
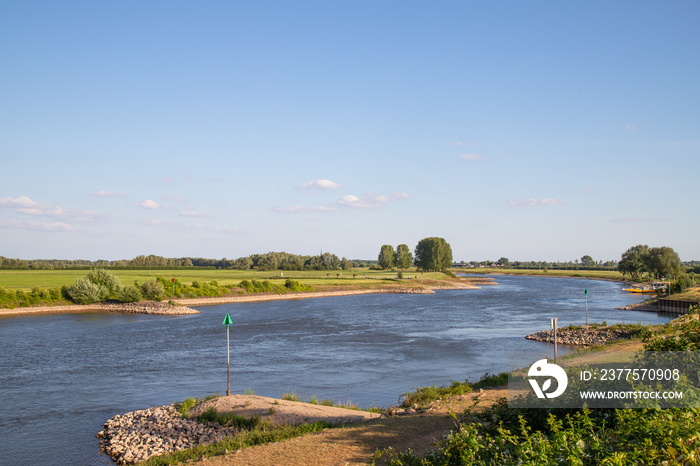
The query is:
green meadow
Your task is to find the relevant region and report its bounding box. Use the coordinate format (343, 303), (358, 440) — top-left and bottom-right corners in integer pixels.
(0, 268), (448, 292)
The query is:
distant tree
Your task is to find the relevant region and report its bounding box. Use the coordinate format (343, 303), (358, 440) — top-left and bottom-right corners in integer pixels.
(498, 257), (510, 267)
(580, 255), (595, 267)
(619, 244), (650, 278)
(378, 245), (396, 269)
(395, 244), (413, 269)
(414, 237), (453, 272)
(340, 257), (352, 270)
(646, 246), (683, 279)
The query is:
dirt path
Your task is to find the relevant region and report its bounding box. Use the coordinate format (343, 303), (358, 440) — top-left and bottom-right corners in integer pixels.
(194, 390), (506, 466)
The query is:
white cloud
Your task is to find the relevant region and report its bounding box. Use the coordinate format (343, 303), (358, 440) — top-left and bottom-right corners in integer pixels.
(0, 219), (75, 231)
(0, 196), (38, 208)
(274, 191), (408, 213)
(1, 196), (97, 222)
(507, 198), (567, 207)
(300, 179), (341, 190)
(390, 192), (410, 200)
(138, 199), (162, 210)
(461, 154), (484, 160)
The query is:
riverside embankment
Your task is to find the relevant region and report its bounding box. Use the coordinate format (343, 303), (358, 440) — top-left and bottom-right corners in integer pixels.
(0, 278), (486, 317)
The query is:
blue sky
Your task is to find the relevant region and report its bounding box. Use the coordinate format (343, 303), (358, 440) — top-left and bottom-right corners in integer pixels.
(1, 1), (698, 262)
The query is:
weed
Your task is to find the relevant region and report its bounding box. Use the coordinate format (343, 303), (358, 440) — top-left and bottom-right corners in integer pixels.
(197, 407), (262, 430)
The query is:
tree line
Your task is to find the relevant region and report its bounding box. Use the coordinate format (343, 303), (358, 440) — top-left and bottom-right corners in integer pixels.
(377, 237), (454, 272)
(0, 253), (377, 271)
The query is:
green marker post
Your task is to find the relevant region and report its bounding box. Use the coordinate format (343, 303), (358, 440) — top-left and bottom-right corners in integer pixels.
(584, 288), (588, 326)
(223, 313), (233, 396)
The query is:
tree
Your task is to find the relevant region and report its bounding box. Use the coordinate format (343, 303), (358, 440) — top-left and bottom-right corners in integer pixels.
(414, 237), (453, 271)
(618, 244), (650, 278)
(580, 255), (595, 267)
(646, 246), (682, 279)
(378, 244), (396, 269)
(395, 244), (413, 269)
(497, 257), (510, 267)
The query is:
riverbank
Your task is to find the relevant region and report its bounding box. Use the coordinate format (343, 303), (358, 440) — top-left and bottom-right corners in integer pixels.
(525, 325), (636, 346)
(0, 277), (489, 317)
(0, 300), (200, 318)
(99, 395), (381, 465)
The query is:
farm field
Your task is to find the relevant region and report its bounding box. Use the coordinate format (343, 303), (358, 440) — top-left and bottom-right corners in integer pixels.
(0, 268), (448, 291)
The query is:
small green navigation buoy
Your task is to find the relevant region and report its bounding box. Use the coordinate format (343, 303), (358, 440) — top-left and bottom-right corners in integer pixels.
(223, 313), (233, 395)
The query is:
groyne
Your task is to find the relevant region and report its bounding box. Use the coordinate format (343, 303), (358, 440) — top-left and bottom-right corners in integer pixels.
(98, 404), (240, 464)
(526, 327), (633, 347)
(0, 301), (199, 317)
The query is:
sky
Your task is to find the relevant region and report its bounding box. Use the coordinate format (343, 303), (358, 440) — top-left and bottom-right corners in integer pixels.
(1, 1), (699, 263)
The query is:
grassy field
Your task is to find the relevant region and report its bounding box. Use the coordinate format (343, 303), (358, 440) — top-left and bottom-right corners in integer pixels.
(460, 267), (626, 281)
(0, 268), (448, 291)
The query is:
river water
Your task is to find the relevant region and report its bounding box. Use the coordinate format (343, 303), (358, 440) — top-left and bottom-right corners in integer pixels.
(0, 275), (671, 465)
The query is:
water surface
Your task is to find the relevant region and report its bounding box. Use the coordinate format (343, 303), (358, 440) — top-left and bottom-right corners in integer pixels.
(0, 275), (671, 465)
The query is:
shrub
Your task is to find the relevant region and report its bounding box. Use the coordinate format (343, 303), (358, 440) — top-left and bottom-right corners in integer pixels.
(86, 269), (122, 296)
(117, 285), (142, 303)
(197, 407), (261, 430)
(140, 279), (165, 301)
(67, 277), (106, 304)
(178, 397), (196, 416)
(284, 279), (312, 292)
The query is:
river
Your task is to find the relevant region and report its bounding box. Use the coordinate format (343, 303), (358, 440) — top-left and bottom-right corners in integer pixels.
(0, 275), (671, 465)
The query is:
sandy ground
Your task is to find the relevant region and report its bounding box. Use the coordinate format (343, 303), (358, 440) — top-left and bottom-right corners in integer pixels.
(189, 395), (381, 427)
(193, 390), (507, 466)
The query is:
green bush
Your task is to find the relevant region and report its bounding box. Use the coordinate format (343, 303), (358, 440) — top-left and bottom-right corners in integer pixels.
(86, 269), (122, 297)
(375, 404), (700, 465)
(67, 277), (106, 304)
(284, 279), (312, 292)
(178, 397), (196, 416)
(117, 285), (142, 303)
(239, 279), (275, 293)
(140, 279), (165, 301)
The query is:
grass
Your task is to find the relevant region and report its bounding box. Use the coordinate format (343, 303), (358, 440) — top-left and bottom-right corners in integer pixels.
(140, 421), (331, 466)
(197, 407), (262, 430)
(462, 267), (626, 281)
(281, 391), (367, 411)
(399, 372), (510, 409)
(0, 267), (448, 291)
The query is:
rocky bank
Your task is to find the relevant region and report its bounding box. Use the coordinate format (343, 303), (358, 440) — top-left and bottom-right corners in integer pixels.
(526, 327), (633, 347)
(98, 404), (240, 464)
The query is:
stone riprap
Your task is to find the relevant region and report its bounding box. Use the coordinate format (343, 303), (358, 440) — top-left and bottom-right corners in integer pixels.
(98, 405), (239, 464)
(526, 327), (633, 347)
(94, 301), (199, 315)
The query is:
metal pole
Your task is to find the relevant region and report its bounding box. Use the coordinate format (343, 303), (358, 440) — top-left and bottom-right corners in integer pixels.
(226, 325), (231, 396)
(551, 318), (558, 364)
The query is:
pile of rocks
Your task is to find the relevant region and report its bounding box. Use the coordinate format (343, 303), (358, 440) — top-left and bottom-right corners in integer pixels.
(98, 405), (238, 464)
(526, 327), (633, 347)
(94, 301), (199, 315)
